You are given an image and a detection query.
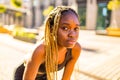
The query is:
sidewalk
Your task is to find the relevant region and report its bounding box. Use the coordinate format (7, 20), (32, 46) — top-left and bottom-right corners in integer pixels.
(0, 33), (34, 53)
(78, 30), (120, 80)
(0, 33), (34, 80)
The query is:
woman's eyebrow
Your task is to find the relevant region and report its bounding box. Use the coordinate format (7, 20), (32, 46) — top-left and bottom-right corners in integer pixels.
(61, 23), (80, 27)
(62, 23), (80, 25)
(61, 23), (70, 25)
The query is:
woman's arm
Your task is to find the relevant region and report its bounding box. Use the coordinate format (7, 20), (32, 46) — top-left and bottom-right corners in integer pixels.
(62, 42), (81, 80)
(23, 44), (45, 80)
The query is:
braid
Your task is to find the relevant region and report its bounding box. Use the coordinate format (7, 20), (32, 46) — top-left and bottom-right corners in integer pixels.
(44, 6), (79, 80)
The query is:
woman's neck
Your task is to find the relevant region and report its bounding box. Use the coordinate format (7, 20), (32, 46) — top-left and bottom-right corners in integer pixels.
(58, 46), (67, 52)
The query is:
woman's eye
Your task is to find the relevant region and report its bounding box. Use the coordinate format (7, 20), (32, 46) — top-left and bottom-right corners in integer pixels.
(74, 27), (80, 31)
(62, 27), (68, 31)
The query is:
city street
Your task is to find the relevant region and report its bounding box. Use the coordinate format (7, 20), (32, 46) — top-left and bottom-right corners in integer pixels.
(0, 0), (120, 80)
(0, 30), (120, 80)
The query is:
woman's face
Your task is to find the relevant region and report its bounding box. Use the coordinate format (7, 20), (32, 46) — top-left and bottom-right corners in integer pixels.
(57, 12), (80, 48)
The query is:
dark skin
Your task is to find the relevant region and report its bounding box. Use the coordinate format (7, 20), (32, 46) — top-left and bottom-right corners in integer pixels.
(23, 12), (81, 80)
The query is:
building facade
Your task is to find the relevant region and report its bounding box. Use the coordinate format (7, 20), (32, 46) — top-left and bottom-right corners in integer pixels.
(0, 0), (120, 33)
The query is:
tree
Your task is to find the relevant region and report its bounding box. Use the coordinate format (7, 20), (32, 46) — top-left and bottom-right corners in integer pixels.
(107, 0), (120, 10)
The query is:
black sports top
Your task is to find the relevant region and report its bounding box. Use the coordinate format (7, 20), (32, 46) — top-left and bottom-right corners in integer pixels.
(38, 49), (72, 73)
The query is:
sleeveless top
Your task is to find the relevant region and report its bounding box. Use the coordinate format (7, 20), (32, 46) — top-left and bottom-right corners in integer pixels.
(38, 48), (72, 73)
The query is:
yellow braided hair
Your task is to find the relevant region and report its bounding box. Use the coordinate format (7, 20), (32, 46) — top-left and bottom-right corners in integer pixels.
(44, 6), (79, 80)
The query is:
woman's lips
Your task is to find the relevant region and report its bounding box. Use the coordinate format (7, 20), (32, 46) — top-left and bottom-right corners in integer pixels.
(67, 40), (76, 45)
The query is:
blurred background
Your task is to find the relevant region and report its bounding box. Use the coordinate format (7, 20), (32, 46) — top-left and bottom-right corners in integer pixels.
(0, 0), (120, 80)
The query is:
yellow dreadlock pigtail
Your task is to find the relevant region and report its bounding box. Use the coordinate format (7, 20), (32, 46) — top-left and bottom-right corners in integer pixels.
(44, 16), (56, 80)
(44, 10), (61, 80)
(52, 11), (61, 80)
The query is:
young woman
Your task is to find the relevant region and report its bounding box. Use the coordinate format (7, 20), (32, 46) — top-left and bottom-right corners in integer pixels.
(14, 6), (81, 80)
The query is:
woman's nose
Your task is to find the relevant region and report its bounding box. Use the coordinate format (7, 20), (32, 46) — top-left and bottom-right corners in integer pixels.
(68, 30), (76, 38)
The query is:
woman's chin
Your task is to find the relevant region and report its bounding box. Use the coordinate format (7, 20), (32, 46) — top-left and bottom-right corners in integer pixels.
(66, 44), (75, 48)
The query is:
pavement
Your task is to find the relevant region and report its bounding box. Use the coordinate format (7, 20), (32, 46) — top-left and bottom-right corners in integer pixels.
(78, 30), (120, 80)
(0, 33), (34, 80)
(0, 30), (120, 80)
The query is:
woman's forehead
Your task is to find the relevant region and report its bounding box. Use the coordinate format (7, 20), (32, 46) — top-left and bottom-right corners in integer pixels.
(61, 9), (76, 16)
(60, 13), (80, 25)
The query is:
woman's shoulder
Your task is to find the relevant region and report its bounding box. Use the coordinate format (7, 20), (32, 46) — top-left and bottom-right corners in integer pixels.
(71, 42), (81, 58)
(27, 43), (45, 62)
(73, 42), (81, 51)
(34, 42), (45, 53)
(33, 42), (45, 58)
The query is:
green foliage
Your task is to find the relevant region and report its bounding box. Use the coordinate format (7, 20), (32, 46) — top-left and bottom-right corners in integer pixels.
(13, 26), (36, 39)
(96, 3), (108, 30)
(0, 4), (6, 13)
(15, 31), (36, 39)
(10, 0), (22, 8)
(43, 6), (54, 16)
(15, 12), (22, 17)
(78, 7), (86, 26)
(107, 0), (120, 10)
